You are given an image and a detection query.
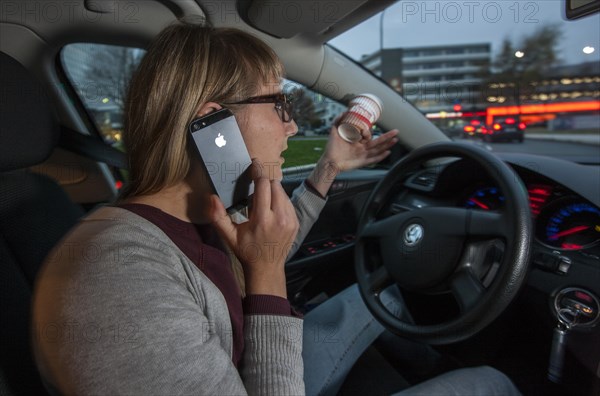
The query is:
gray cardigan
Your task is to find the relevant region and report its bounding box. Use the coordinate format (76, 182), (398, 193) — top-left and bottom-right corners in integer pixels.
(32, 182), (326, 395)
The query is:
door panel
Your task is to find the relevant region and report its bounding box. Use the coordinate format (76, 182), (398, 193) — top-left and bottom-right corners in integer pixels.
(283, 168), (386, 299)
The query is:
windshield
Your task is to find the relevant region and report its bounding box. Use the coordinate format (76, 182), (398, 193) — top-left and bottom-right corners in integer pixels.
(329, 1), (600, 164)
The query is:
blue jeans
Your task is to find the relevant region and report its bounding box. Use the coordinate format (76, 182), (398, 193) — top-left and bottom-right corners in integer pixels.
(302, 284), (521, 396)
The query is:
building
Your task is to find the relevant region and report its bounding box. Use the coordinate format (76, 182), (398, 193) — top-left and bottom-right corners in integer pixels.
(485, 60), (600, 129)
(525, 61), (599, 104)
(361, 44), (599, 132)
(360, 48), (404, 92)
(61, 43), (144, 143)
(313, 94), (346, 127)
(360, 43), (491, 113)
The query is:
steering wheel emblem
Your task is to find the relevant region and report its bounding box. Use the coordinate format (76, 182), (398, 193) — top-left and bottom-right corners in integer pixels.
(403, 224), (424, 247)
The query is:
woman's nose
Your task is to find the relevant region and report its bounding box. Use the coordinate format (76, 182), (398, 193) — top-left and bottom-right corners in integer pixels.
(285, 119), (298, 137)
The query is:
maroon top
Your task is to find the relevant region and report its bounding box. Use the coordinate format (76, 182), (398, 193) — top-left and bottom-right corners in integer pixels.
(118, 203), (294, 368)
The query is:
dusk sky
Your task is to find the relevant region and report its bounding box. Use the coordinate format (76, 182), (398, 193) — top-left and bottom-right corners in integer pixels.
(330, 1), (600, 66)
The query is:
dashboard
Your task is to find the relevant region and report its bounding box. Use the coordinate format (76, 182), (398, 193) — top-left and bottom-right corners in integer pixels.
(394, 153), (600, 375)
(287, 152), (600, 377)
(399, 154), (600, 258)
(463, 183), (600, 252)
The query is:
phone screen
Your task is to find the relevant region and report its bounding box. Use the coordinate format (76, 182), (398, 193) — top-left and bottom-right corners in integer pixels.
(189, 109), (254, 211)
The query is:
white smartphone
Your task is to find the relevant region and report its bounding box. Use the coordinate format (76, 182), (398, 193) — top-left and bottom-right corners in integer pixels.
(189, 108), (254, 211)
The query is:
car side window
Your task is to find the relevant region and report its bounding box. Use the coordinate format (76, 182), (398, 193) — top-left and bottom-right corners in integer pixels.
(61, 47), (348, 169)
(61, 43), (145, 151)
(282, 80), (347, 168)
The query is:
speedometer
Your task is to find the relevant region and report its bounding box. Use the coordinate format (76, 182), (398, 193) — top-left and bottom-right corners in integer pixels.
(537, 200), (600, 250)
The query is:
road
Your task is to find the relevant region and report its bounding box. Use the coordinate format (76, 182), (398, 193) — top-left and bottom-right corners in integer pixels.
(455, 138), (600, 164)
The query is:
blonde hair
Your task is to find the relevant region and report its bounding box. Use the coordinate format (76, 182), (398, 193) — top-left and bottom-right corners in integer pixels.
(121, 22), (284, 295)
(121, 22), (283, 199)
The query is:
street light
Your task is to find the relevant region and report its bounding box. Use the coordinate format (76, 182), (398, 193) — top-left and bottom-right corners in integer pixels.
(378, 9), (403, 95)
(514, 51), (525, 121)
(583, 46), (595, 55)
(380, 9), (387, 53)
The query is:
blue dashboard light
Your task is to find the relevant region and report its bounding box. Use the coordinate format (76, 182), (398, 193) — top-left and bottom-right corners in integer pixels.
(541, 202), (600, 250)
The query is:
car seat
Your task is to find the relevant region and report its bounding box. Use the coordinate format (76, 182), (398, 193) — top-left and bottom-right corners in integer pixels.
(0, 51), (84, 395)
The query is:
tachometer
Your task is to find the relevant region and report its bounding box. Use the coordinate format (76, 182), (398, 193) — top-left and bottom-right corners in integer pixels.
(465, 187), (504, 211)
(538, 201), (600, 250)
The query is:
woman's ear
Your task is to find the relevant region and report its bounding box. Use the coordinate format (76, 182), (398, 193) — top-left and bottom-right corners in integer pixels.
(195, 102), (223, 117)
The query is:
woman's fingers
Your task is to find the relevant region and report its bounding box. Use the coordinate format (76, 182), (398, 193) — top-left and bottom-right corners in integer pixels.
(270, 180), (299, 228)
(209, 194), (238, 247)
(365, 131), (398, 159)
(361, 128), (372, 141)
(251, 177), (272, 220)
(366, 129), (399, 149)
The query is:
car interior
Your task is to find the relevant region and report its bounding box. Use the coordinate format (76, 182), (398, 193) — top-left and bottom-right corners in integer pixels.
(1, 0), (599, 395)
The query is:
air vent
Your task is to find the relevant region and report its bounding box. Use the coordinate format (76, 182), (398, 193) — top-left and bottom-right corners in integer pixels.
(406, 170), (439, 192)
(391, 203), (408, 214)
(414, 172), (436, 186)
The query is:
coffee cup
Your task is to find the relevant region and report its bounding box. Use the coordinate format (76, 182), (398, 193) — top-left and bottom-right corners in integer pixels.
(337, 94), (383, 143)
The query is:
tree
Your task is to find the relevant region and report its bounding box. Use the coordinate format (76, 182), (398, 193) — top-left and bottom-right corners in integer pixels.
(81, 45), (143, 144)
(287, 87), (321, 129)
(487, 24), (562, 107)
(85, 45), (144, 110)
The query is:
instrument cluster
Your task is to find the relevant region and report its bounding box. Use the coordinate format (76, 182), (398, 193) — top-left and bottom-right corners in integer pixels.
(463, 184), (600, 251)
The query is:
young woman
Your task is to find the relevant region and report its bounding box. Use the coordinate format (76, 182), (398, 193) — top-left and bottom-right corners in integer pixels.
(32, 22), (519, 396)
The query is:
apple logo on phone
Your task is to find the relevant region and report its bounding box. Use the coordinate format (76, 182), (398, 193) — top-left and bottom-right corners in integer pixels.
(215, 133), (227, 148)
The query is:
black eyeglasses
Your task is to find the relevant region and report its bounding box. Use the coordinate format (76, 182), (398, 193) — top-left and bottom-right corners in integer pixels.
(225, 93), (294, 123)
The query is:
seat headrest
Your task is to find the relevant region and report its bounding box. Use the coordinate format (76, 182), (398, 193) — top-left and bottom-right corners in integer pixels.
(0, 52), (60, 172)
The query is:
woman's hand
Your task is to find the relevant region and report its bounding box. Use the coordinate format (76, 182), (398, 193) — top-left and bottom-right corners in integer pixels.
(209, 162), (299, 298)
(306, 126), (399, 197)
(323, 126), (399, 173)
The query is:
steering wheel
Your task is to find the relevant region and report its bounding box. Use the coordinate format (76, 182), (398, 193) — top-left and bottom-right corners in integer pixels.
(355, 142), (532, 344)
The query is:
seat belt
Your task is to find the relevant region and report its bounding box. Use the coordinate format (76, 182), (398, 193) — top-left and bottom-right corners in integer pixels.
(58, 126), (128, 169)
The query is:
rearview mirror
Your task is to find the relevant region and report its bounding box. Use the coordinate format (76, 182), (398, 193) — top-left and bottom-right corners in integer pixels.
(564, 0), (600, 20)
